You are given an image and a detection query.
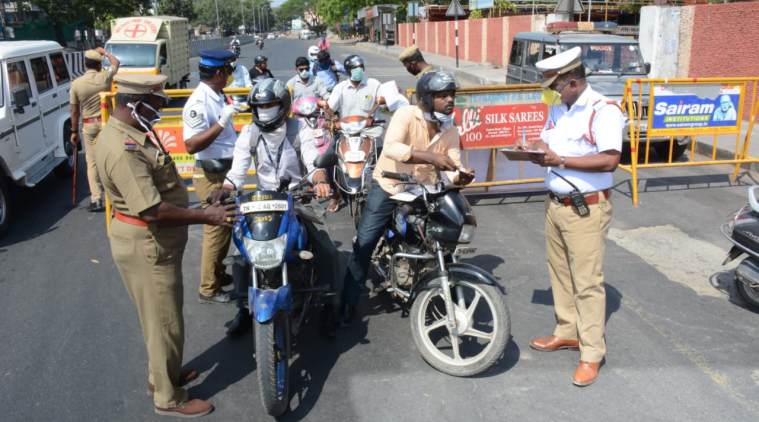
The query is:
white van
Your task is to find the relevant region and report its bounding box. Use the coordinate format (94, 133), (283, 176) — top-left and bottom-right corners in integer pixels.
(0, 41), (74, 236)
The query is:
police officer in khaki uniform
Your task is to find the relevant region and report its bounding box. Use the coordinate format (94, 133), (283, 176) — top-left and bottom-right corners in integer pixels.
(70, 47), (120, 212)
(526, 48), (625, 387)
(183, 50), (238, 303)
(95, 74), (236, 417)
(398, 46), (433, 78)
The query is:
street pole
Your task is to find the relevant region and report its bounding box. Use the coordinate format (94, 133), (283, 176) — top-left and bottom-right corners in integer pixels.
(214, 0), (221, 36)
(588, 0), (592, 22)
(455, 15), (459, 68)
(252, 7), (257, 35)
(240, 0), (246, 33)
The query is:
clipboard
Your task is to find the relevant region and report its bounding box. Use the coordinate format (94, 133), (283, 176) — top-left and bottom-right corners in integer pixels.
(499, 147), (545, 161)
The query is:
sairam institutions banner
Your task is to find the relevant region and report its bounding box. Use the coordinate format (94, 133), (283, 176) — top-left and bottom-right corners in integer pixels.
(649, 83), (744, 136)
(454, 89), (547, 150)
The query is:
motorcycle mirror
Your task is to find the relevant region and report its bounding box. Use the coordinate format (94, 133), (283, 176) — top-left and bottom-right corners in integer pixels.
(314, 152), (338, 169)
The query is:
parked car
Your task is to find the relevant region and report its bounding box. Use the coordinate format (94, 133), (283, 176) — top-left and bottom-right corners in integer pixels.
(266, 33), (276, 40)
(506, 22), (688, 161)
(299, 30), (316, 40)
(0, 41), (75, 236)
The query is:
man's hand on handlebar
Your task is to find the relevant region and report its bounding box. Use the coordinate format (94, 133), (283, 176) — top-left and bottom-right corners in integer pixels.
(312, 171), (332, 199)
(454, 168), (475, 185)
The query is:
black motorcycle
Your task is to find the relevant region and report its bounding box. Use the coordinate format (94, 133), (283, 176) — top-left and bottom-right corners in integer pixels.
(371, 171), (510, 376)
(722, 186), (759, 310)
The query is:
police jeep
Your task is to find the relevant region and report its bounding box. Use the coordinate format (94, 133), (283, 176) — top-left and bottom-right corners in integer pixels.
(506, 22), (689, 161)
(0, 41), (76, 237)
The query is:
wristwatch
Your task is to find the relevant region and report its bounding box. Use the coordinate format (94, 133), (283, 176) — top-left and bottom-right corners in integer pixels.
(559, 156), (566, 169)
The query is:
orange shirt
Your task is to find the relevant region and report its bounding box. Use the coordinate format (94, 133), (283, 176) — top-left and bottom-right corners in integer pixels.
(373, 105), (462, 195)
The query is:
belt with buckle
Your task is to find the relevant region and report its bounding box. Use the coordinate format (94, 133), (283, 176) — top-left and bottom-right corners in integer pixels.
(549, 189), (611, 206)
(114, 210), (148, 227)
(82, 116), (101, 125)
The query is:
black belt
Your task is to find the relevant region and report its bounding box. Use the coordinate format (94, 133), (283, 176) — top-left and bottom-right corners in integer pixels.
(196, 159), (233, 174)
(549, 189), (611, 206)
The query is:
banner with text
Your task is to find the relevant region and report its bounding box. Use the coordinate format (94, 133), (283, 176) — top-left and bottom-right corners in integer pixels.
(650, 83), (744, 135)
(454, 89), (547, 150)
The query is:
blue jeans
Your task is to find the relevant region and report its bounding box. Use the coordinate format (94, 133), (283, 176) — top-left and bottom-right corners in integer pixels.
(342, 181), (396, 308)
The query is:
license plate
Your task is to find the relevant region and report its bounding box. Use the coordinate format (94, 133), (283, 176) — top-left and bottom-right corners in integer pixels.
(240, 200), (288, 213)
(344, 150), (366, 162)
(454, 246), (477, 256)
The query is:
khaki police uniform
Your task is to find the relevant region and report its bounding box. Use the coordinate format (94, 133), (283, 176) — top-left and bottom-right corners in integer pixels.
(398, 46), (434, 78)
(69, 50), (118, 202)
(537, 49), (625, 364)
(95, 74), (190, 408)
(183, 80), (237, 297)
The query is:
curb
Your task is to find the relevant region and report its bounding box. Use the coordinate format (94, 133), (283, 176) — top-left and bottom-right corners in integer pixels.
(694, 140), (759, 173)
(354, 42), (501, 87)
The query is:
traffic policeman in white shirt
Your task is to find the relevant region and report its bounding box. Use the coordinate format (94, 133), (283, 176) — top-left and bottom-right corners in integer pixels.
(183, 49), (239, 304)
(525, 47), (625, 387)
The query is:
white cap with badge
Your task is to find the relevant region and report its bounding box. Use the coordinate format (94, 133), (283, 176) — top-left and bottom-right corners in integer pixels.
(535, 46), (583, 88)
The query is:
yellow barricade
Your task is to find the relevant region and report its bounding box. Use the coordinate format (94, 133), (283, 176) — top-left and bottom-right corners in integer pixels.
(406, 84), (547, 192)
(620, 77), (759, 206)
(101, 87), (258, 232)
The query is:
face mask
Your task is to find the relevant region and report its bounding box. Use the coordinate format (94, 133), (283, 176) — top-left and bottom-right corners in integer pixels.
(261, 124), (287, 148)
(299, 69), (310, 80)
(541, 88), (562, 106)
(128, 100), (161, 132)
(350, 67), (364, 82)
(423, 111), (454, 129)
(257, 105), (281, 122)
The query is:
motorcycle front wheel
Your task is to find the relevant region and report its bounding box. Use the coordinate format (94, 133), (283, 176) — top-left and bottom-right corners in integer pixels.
(736, 277), (759, 310)
(410, 278), (509, 377)
(255, 311), (291, 416)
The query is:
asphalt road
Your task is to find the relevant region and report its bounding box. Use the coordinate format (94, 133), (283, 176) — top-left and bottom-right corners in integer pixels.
(2, 38), (759, 421)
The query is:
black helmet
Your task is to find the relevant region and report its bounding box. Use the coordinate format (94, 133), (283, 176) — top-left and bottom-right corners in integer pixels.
(416, 71), (458, 112)
(248, 78), (291, 132)
(254, 55), (267, 65)
(343, 54), (364, 71)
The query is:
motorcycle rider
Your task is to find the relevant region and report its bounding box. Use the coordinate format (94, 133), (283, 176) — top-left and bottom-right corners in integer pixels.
(326, 54), (382, 127)
(311, 49), (345, 97)
(230, 36), (241, 54)
(339, 71), (475, 324)
(229, 46), (253, 107)
(287, 56), (327, 101)
(249, 55), (274, 81)
(220, 78), (340, 336)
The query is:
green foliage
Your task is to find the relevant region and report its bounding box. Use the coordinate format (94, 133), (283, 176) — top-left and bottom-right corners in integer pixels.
(314, 0), (403, 26)
(193, 0), (275, 31)
(469, 10), (483, 19)
(32, 0), (151, 43)
(157, 0), (197, 21)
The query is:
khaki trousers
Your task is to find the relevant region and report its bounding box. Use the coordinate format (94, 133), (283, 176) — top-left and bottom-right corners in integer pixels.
(192, 167), (232, 297)
(109, 219), (189, 408)
(82, 122), (103, 202)
(544, 193), (612, 363)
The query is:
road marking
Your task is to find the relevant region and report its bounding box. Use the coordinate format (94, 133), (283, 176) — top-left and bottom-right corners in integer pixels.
(608, 225), (728, 298)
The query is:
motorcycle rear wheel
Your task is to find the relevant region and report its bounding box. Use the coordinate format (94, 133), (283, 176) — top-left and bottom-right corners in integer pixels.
(410, 278), (509, 377)
(736, 277), (759, 310)
(255, 312), (291, 416)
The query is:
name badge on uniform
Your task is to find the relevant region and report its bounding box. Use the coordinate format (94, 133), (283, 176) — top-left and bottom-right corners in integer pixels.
(124, 139), (138, 151)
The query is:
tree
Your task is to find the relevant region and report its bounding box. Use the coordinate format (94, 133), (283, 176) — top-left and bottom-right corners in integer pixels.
(157, 0), (197, 21)
(33, 0), (151, 45)
(194, 0), (275, 33)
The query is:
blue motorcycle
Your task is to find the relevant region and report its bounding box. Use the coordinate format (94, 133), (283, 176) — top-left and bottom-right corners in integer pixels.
(228, 154), (337, 416)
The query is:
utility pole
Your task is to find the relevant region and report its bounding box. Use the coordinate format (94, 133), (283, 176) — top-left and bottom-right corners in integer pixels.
(214, 0), (221, 36)
(240, 0), (246, 32)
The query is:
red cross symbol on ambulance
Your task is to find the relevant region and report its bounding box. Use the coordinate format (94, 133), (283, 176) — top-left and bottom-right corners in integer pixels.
(123, 23), (148, 38)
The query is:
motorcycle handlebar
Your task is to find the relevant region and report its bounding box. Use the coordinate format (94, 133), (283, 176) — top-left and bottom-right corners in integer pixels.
(381, 171), (412, 182)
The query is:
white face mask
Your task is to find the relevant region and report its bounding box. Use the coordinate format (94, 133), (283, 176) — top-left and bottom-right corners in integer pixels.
(423, 111), (454, 129)
(261, 124), (287, 150)
(299, 69), (310, 80)
(257, 105), (281, 123)
(127, 101), (161, 132)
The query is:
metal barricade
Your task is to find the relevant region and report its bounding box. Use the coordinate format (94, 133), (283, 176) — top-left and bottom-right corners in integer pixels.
(620, 77), (759, 206)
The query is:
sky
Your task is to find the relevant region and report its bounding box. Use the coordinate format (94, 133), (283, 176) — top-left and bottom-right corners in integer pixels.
(271, 0), (287, 7)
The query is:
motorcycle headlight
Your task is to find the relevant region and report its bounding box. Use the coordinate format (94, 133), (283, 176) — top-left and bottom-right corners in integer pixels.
(244, 234), (287, 270)
(458, 224), (476, 244)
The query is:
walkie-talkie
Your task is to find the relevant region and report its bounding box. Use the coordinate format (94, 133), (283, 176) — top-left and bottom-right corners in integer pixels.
(550, 170), (590, 217)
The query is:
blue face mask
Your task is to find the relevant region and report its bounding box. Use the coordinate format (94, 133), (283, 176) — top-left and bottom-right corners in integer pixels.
(350, 67), (364, 82)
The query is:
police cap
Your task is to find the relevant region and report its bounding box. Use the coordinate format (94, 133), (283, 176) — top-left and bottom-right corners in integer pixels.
(199, 49), (236, 68)
(84, 49), (103, 62)
(398, 46), (423, 63)
(535, 46), (583, 88)
(114, 74), (168, 98)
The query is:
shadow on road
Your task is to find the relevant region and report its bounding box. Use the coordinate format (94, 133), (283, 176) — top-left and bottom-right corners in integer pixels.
(613, 171), (756, 200)
(710, 269), (759, 314)
(531, 282), (623, 324)
(185, 333), (256, 401)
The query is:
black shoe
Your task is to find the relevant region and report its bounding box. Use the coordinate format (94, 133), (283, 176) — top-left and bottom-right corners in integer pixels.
(226, 309), (252, 337)
(219, 273), (234, 287)
(319, 304), (338, 338)
(198, 291), (231, 304)
(88, 199), (104, 212)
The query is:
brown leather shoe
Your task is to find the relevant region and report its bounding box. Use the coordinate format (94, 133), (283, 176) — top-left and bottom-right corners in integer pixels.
(147, 368), (199, 395)
(529, 335), (579, 352)
(572, 360), (603, 387)
(155, 399), (214, 418)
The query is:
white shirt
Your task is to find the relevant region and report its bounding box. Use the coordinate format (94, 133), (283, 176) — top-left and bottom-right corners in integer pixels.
(230, 63), (252, 89)
(286, 74), (327, 101)
(327, 77), (382, 119)
(226, 119), (320, 190)
(182, 81), (238, 160)
(541, 85), (625, 194)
